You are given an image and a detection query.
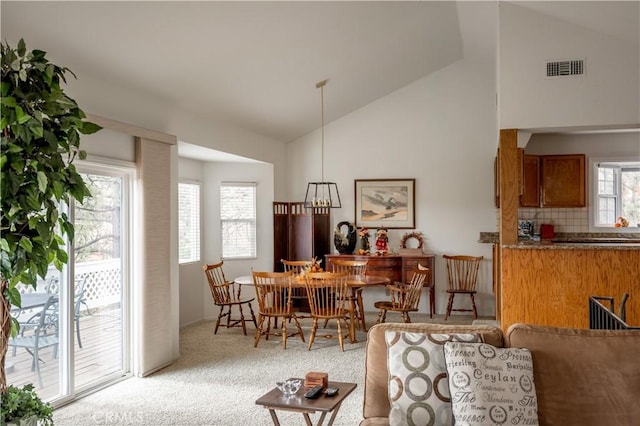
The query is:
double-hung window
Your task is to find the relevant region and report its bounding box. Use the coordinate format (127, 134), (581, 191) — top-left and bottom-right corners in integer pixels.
(178, 181), (201, 264)
(594, 161), (640, 228)
(220, 182), (257, 259)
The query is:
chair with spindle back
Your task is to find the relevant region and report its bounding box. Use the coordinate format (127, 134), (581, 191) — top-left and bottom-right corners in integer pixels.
(203, 261), (257, 335)
(251, 271), (305, 349)
(303, 271), (353, 351)
(443, 255), (483, 320)
(374, 268), (429, 324)
(281, 259), (313, 317)
(329, 259), (369, 331)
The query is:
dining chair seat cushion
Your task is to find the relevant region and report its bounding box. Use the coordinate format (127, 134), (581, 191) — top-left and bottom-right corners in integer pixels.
(385, 331), (482, 426)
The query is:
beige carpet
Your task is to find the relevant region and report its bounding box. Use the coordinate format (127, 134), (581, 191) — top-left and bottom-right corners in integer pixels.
(53, 312), (480, 425)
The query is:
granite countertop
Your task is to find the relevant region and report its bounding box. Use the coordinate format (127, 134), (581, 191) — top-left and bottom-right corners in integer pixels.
(478, 232), (640, 250)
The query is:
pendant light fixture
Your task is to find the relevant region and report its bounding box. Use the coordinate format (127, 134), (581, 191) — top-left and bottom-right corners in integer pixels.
(304, 79), (341, 208)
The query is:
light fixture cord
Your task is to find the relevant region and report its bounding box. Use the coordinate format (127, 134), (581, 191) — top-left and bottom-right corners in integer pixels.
(320, 82), (325, 183)
(316, 79), (328, 204)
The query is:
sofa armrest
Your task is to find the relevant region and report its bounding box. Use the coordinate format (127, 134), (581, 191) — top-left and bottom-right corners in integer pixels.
(506, 323), (640, 426)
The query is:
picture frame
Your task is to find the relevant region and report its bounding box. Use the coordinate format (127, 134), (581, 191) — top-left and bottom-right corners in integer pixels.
(354, 178), (415, 229)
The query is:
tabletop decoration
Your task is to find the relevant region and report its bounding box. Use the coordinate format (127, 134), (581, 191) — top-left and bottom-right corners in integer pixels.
(399, 231), (424, 255)
(375, 227), (389, 255)
(303, 257), (323, 274)
(356, 227), (371, 255)
(276, 378), (303, 397)
(334, 221), (357, 254)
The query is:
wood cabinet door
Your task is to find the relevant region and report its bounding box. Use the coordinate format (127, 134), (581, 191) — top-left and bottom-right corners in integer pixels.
(520, 154), (540, 207)
(541, 154), (586, 207)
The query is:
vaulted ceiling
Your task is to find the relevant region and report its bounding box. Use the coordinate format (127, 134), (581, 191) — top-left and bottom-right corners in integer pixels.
(2, 1), (638, 147)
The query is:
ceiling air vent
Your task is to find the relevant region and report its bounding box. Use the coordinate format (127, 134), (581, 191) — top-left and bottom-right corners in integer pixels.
(546, 59), (584, 77)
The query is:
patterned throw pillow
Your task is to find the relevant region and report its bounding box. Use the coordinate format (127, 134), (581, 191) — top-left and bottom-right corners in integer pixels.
(385, 331), (482, 426)
(443, 342), (539, 426)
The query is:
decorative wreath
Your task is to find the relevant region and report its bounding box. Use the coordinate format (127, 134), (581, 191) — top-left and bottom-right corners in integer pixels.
(400, 231), (424, 249)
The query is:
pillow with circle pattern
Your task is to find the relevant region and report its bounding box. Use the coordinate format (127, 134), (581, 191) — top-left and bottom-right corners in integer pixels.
(443, 341), (539, 426)
(385, 331), (482, 426)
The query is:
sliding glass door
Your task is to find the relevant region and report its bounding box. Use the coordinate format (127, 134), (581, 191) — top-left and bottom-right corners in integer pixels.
(6, 165), (132, 403)
(72, 170), (130, 394)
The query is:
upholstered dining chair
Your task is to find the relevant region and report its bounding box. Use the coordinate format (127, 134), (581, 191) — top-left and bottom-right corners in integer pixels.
(203, 261), (257, 335)
(303, 271), (353, 351)
(442, 255), (483, 320)
(252, 271), (305, 349)
(281, 259), (313, 317)
(329, 259), (369, 332)
(374, 268), (429, 324)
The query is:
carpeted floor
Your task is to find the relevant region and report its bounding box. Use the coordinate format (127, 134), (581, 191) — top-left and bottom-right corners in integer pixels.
(53, 312), (480, 425)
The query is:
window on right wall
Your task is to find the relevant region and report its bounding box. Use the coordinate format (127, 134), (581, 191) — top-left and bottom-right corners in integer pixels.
(592, 159), (640, 230)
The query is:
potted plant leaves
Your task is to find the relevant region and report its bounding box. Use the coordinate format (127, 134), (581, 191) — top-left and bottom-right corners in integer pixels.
(1, 37), (100, 392)
(1, 384), (54, 426)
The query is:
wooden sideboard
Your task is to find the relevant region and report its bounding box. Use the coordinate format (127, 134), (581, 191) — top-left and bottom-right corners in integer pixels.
(325, 254), (436, 317)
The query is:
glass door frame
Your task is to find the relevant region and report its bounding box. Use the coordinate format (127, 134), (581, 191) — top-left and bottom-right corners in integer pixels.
(51, 160), (135, 407)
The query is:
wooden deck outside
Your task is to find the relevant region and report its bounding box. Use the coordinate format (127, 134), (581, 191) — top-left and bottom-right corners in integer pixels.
(6, 307), (123, 401)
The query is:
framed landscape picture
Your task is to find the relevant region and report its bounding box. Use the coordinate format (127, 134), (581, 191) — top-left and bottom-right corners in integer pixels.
(354, 179), (415, 229)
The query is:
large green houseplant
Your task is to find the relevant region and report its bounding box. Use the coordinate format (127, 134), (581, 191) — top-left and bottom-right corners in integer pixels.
(0, 38), (101, 396)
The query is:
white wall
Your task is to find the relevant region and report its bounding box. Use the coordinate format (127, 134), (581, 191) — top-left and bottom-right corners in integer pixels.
(286, 53), (499, 317)
(201, 161), (274, 319)
(500, 2), (640, 130)
(178, 158), (206, 328)
(525, 132), (640, 158)
(66, 73), (289, 201)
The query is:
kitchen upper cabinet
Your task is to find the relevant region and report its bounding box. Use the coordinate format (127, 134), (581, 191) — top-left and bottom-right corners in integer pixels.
(540, 154), (586, 207)
(520, 154), (540, 207)
(495, 149), (541, 208)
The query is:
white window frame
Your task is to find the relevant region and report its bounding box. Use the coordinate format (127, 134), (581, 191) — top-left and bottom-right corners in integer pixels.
(220, 182), (257, 259)
(178, 180), (201, 264)
(590, 157), (640, 232)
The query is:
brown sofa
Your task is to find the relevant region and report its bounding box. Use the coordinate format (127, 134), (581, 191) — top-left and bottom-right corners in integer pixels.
(361, 322), (640, 426)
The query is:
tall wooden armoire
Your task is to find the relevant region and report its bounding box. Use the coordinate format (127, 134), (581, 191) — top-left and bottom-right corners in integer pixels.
(273, 202), (331, 271)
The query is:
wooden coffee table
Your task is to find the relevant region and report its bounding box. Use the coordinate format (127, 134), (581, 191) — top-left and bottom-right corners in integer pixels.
(255, 380), (357, 426)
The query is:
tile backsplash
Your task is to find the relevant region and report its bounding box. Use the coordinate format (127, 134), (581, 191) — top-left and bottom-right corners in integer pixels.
(518, 207), (589, 233)
(495, 208), (589, 234)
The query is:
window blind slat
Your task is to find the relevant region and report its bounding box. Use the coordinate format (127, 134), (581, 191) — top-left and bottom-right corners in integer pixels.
(178, 182), (200, 263)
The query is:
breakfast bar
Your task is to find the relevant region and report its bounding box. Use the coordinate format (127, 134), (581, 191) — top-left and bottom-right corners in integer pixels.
(481, 232), (640, 331)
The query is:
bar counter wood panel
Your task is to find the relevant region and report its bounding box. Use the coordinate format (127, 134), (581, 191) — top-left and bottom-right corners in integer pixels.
(501, 248), (640, 331)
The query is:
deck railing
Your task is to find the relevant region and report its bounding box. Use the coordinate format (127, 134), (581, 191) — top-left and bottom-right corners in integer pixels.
(17, 258), (121, 311)
(589, 294), (639, 330)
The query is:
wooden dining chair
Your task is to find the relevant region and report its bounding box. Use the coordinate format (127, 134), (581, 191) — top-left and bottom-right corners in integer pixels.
(374, 268), (429, 324)
(252, 271), (305, 349)
(303, 271), (353, 351)
(329, 259), (369, 332)
(281, 259), (313, 317)
(203, 261), (257, 335)
(443, 255), (483, 320)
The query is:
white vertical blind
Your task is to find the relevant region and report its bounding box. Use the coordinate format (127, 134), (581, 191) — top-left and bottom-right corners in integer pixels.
(135, 137), (174, 376)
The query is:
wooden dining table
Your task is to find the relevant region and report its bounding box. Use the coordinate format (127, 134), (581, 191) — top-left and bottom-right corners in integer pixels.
(233, 274), (390, 343)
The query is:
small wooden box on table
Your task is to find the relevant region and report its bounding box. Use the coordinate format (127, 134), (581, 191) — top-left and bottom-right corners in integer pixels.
(325, 254), (436, 317)
(255, 379), (357, 426)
